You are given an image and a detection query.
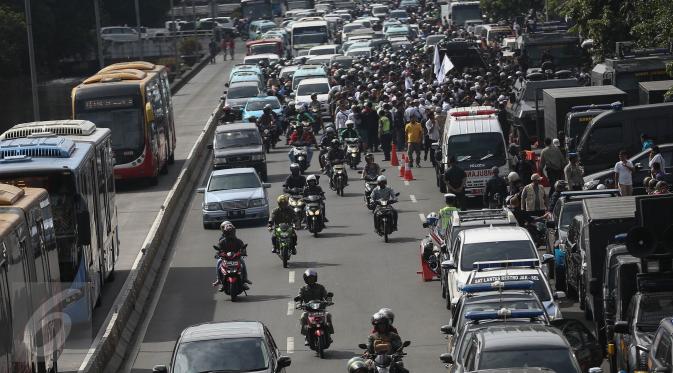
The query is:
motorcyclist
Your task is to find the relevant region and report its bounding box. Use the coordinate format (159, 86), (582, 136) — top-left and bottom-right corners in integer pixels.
(288, 125), (317, 163)
(377, 308), (399, 334)
(547, 180), (568, 214)
(213, 221), (251, 291)
(326, 138), (348, 186)
(268, 195), (298, 254)
(483, 166), (508, 208)
(361, 153), (381, 180)
(371, 176), (398, 230)
(319, 127), (338, 170)
(438, 193), (459, 237)
(220, 105), (238, 123)
(283, 163), (306, 194)
(367, 312), (402, 354)
(340, 119), (360, 141)
(296, 104), (317, 127)
(309, 93), (324, 133)
(257, 104), (278, 129)
(297, 269), (334, 345)
(303, 174), (329, 222)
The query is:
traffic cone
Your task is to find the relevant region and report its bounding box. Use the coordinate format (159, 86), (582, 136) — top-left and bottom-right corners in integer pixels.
(404, 159), (414, 181)
(399, 155), (406, 177)
(390, 144), (399, 166)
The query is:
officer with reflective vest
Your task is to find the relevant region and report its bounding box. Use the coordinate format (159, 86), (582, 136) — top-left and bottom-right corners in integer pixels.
(438, 193), (459, 237)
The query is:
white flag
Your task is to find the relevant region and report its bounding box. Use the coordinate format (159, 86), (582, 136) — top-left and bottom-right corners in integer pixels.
(433, 45), (441, 77)
(442, 55), (454, 73)
(436, 61), (446, 84)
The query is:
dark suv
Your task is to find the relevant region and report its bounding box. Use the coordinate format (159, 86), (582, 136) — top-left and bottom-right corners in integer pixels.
(210, 122), (267, 181)
(647, 317), (673, 372)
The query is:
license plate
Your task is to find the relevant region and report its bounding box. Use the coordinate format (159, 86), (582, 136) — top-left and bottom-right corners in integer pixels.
(227, 210), (245, 218)
(226, 261), (239, 266)
(467, 188), (485, 195)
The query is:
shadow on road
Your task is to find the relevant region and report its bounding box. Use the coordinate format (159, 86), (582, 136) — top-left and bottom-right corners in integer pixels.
(288, 261), (340, 269)
(386, 236), (418, 244)
(315, 232), (366, 238)
(322, 349), (359, 360)
(236, 294), (290, 303)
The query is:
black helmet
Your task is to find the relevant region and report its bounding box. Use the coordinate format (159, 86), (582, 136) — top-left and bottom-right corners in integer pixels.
(303, 268), (318, 284)
(331, 138), (340, 147)
(444, 193), (456, 205)
(554, 180), (567, 192)
(290, 163), (300, 175)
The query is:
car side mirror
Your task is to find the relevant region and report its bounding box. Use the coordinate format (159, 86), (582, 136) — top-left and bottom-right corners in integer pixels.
(207, 144), (213, 150)
(441, 260), (456, 270)
(293, 295), (302, 302)
(77, 211), (92, 245)
(440, 325), (455, 335)
(276, 356), (291, 371)
(263, 183), (271, 188)
(152, 366), (168, 373)
(402, 340), (411, 347)
(589, 278), (600, 295)
(613, 320), (628, 334)
(439, 353), (454, 364)
(553, 291), (566, 300)
(225, 82), (230, 87)
(546, 220), (556, 229)
(223, 90), (228, 95)
(381, 168), (386, 172)
(541, 253), (554, 264)
(634, 162), (642, 170)
(395, 192), (400, 196)
(431, 142), (440, 149)
(422, 222), (429, 228)
(197, 187), (205, 193)
(358, 343), (368, 350)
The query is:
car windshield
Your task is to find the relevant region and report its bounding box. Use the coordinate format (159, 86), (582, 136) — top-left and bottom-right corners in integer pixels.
(344, 24), (364, 33)
(251, 44), (278, 54)
(245, 57), (271, 65)
(310, 48), (335, 55)
(293, 33), (328, 44)
(227, 85), (259, 99)
(390, 11), (407, 17)
(77, 108), (144, 152)
(209, 172), (261, 191)
(638, 295), (673, 332)
(246, 99), (280, 111)
(460, 240), (537, 271)
(215, 130), (261, 149)
(173, 337), (269, 373)
(293, 74), (324, 89)
(297, 83), (329, 96)
(426, 35), (444, 45)
(348, 49), (371, 57)
(446, 133), (506, 164)
(560, 202), (582, 231)
(479, 348), (579, 373)
(470, 276), (551, 301)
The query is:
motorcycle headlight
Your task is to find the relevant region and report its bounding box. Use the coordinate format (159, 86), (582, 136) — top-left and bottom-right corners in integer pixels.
(289, 199), (298, 206)
(248, 198), (266, 207)
(313, 209), (320, 215)
(204, 202), (221, 211)
(251, 154), (265, 161)
(584, 179), (599, 190)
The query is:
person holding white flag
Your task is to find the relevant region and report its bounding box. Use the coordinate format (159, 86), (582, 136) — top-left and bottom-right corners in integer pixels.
(433, 46), (441, 77)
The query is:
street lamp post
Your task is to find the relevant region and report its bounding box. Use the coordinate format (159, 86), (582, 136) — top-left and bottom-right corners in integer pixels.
(93, 0), (104, 68)
(134, 0), (144, 59)
(24, 0), (40, 121)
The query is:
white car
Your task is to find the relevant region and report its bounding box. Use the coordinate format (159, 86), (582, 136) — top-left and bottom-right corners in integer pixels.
(295, 77), (331, 121)
(442, 226), (553, 309)
(345, 47), (372, 58)
(464, 260), (564, 320)
(100, 26), (139, 42)
(305, 54), (340, 66)
(308, 44), (341, 56)
(243, 53), (280, 66)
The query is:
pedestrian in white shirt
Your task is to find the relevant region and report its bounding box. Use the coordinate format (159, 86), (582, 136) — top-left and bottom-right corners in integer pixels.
(614, 150), (635, 196)
(425, 110), (440, 166)
(334, 103), (350, 131)
(649, 145), (666, 171)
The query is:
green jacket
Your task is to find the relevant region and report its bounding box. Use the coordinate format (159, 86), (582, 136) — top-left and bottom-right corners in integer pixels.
(298, 283), (328, 303)
(270, 206), (295, 225)
(438, 205), (459, 234)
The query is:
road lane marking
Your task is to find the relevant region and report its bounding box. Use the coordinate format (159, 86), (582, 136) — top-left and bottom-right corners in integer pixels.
(404, 180), (410, 186)
(410, 194), (417, 203)
(287, 301), (294, 316)
(289, 271), (295, 284)
(418, 213), (426, 222)
(287, 337), (295, 354)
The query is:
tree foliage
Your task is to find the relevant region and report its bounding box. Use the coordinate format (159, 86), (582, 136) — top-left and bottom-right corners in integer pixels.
(480, 0), (544, 21)
(102, 0), (172, 28)
(0, 4), (26, 75)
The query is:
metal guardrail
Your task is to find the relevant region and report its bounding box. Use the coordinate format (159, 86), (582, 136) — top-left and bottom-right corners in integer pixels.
(103, 34), (212, 60)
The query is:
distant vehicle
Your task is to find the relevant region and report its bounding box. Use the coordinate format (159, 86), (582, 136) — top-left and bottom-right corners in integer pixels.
(280, 65), (301, 81)
(243, 96), (283, 122)
(371, 5), (389, 18)
(639, 79), (673, 104)
(243, 53), (281, 66)
(152, 321), (291, 373)
(447, 1), (481, 29)
(248, 20), (277, 40)
(425, 34), (445, 49)
(308, 44), (341, 55)
(295, 77), (331, 121)
(100, 26), (139, 42)
(291, 20), (330, 55)
(211, 122), (267, 179)
(345, 46), (373, 58)
(229, 64), (264, 82)
(228, 72), (265, 95)
(646, 317), (673, 371)
(241, 0), (273, 21)
(198, 168), (271, 228)
(246, 39), (284, 56)
(398, 0), (419, 11)
(224, 81), (263, 116)
(292, 66), (327, 90)
(304, 54), (340, 66)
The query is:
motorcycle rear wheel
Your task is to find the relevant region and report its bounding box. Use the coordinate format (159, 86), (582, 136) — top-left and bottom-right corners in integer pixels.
(383, 220), (389, 243)
(317, 336), (325, 359)
(230, 283), (238, 302)
(282, 247), (289, 268)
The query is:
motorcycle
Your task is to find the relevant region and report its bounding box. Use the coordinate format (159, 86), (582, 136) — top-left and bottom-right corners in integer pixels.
(374, 194), (399, 243)
(358, 171), (385, 210)
(291, 145), (309, 172)
(345, 138), (361, 169)
(304, 194), (325, 236)
(287, 188), (305, 230)
(213, 245), (247, 301)
(295, 294), (334, 358)
(330, 162), (347, 196)
(273, 223), (295, 268)
(357, 340), (411, 373)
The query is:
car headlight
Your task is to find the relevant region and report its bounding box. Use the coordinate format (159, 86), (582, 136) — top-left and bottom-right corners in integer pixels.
(204, 202), (221, 211)
(584, 179), (599, 190)
(251, 154), (265, 161)
(289, 199), (297, 207)
(248, 198), (266, 208)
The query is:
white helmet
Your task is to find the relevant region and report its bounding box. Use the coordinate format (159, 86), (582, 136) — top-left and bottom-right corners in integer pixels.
(507, 172), (520, 182)
(306, 174), (318, 184)
(376, 175), (387, 184)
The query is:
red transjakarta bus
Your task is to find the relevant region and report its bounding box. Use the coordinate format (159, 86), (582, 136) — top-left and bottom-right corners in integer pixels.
(72, 61), (176, 185)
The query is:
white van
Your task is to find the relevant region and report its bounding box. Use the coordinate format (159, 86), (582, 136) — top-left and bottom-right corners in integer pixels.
(437, 106), (508, 197)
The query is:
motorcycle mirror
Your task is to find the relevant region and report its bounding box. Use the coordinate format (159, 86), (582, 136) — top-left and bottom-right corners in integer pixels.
(358, 343), (368, 350)
(422, 222), (429, 228)
(395, 192), (400, 196)
(293, 296), (302, 302)
(357, 170), (363, 174)
(327, 292), (334, 297)
(381, 168), (386, 172)
(440, 325), (454, 335)
(402, 341), (411, 347)
(213, 245), (220, 250)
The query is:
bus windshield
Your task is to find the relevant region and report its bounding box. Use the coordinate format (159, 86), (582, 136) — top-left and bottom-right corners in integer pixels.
(241, 0), (272, 19)
(251, 44), (278, 54)
(293, 26), (328, 45)
(446, 133), (506, 165)
(77, 107), (144, 153)
(452, 5), (481, 27)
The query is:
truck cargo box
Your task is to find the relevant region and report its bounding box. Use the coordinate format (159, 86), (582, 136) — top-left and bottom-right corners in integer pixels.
(638, 80), (673, 104)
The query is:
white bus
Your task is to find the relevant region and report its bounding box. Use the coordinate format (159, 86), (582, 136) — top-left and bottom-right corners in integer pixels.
(291, 20), (330, 56)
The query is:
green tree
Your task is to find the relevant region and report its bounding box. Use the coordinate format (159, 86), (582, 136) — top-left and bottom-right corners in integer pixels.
(0, 4), (27, 75)
(102, 0), (171, 27)
(480, 0), (544, 21)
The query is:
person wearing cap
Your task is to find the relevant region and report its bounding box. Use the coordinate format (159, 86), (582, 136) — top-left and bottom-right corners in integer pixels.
(483, 167), (508, 208)
(539, 137), (566, 194)
(564, 153), (584, 191)
(438, 193), (459, 236)
(521, 174), (548, 213)
(405, 114), (424, 168)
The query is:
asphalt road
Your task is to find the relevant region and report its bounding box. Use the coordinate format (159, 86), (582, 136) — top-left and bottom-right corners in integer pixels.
(127, 137), (594, 373)
(59, 48), (245, 372)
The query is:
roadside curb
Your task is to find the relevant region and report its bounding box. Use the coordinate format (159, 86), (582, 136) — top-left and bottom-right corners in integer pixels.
(170, 54), (211, 94)
(80, 99), (222, 373)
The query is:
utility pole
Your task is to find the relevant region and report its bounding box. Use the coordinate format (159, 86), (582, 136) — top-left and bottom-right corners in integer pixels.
(93, 0), (104, 68)
(210, 0), (216, 19)
(134, 0), (144, 59)
(24, 0), (40, 121)
(170, 0), (181, 75)
(191, 0), (196, 22)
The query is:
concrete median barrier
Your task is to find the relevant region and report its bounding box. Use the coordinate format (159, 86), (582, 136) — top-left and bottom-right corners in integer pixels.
(79, 100), (222, 373)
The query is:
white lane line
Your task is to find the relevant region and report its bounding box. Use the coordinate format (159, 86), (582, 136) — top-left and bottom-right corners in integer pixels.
(287, 301), (295, 316)
(287, 337), (295, 354)
(410, 194), (417, 203)
(289, 271), (295, 284)
(418, 213), (426, 222)
(404, 180), (410, 186)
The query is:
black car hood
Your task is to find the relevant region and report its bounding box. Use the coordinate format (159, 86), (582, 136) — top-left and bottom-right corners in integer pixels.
(214, 145), (263, 157)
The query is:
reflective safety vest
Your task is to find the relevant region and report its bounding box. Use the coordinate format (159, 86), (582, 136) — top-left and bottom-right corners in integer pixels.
(439, 206), (458, 233)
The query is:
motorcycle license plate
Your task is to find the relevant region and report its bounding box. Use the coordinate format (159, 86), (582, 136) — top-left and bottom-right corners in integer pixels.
(311, 311), (326, 317)
(227, 210), (245, 218)
(226, 261), (238, 266)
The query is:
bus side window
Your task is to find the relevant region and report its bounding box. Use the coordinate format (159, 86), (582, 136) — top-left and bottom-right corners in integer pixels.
(0, 257), (11, 372)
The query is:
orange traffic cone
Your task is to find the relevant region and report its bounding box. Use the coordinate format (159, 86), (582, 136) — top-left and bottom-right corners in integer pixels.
(399, 155), (406, 177)
(390, 144), (399, 166)
(404, 159), (414, 181)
